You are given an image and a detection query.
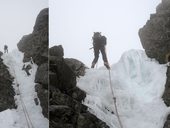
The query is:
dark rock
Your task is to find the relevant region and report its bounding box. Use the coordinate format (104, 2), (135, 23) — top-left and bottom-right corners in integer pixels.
(33, 8), (48, 33)
(163, 67), (170, 106)
(49, 45), (109, 128)
(139, 0), (170, 64)
(0, 58), (16, 111)
(50, 57), (76, 93)
(139, 1), (170, 127)
(49, 45), (64, 58)
(156, 0), (170, 13)
(49, 105), (74, 124)
(35, 63), (48, 88)
(49, 71), (57, 86)
(50, 122), (74, 128)
(66, 87), (86, 102)
(164, 114), (170, 128)
(17, 8), (48, 66)
(50, 88), (87, 113)
(163, 67), (170, 128)
(77, 112), (109, 128)
(35, 84), (48, 118)
(0, 51), (3, 57)
(65, 58), (87, 77)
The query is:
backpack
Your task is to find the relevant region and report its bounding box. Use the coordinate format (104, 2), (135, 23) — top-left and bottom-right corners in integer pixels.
(93, 32), (107, 47)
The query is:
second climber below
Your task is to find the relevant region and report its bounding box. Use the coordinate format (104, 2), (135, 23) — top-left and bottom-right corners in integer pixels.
(91, 32), (110, 70)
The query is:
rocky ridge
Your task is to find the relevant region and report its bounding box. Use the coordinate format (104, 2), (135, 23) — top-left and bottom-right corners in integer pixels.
(17, 8), (48, 118)
(0, 52), (16, 111)
(49, 45), (109, 128)
(139, 0), (170, 127)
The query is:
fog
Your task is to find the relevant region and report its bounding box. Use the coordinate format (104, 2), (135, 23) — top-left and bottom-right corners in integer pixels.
(50, 0), (161, 67)
(0, 0), (48, 52)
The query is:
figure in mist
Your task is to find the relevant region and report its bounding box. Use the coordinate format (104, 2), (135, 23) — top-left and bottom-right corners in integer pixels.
(22, 63), (32, 76)
(4, 45), (8, 53)
(91, 32), (110, 69)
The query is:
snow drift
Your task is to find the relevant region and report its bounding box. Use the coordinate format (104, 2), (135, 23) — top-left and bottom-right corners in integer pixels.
(77, 50), (170, 128)
(1, 49), (48, 128)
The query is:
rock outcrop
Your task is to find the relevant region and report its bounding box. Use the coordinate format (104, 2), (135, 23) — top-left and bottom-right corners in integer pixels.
(49, 45), (109, 128)
(17, 8), (48, 118)
(139, 0), (170, 64)
(0, 54), (16, 111)
(139, 0), (170, 127)
(17, 8), (48, 66)
(163, 66), (170, 128)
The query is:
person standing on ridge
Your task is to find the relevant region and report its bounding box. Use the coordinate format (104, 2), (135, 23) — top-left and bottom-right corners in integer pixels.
(4, 45), (8, 53)
(91, 32), (110, 69)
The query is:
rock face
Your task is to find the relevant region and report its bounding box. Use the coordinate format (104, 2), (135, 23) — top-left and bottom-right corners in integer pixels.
(0, 56), (16, 111)
(139, 1), (170, 127)
(17, 8), (48, 66)
(163, 67), (170, 128)
(139, 0), (170, 64)
(17, 8), (48, 118)
(49, 45), (109, 128)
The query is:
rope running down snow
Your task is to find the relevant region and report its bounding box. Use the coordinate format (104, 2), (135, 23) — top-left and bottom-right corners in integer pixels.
(108, 69), (124, 128)
(12, 64), (35, 128)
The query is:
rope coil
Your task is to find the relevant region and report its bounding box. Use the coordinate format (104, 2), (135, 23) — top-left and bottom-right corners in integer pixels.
(108, 69), (123, 128)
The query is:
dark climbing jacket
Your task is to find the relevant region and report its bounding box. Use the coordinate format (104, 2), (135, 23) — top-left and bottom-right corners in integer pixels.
(4, 45), (8, 50)
(93, 35), (107, 48)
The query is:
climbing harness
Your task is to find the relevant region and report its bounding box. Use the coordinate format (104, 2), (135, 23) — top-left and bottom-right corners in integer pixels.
(12, 64), (35, 128)
(108, 69), (124, 128)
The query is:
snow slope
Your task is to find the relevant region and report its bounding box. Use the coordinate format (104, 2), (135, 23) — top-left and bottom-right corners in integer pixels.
(77, 50), (170, 128)
(1, 49), (48, 128)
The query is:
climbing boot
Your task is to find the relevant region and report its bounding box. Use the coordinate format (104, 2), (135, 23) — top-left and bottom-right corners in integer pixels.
(104, 62), (110, 70)
(91, 62), (95, 68)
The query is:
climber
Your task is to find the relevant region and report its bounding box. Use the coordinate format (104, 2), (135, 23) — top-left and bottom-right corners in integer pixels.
(91, 32), (110, 69)
(22, 63), (32, 76)
(4, 45), (8, 53)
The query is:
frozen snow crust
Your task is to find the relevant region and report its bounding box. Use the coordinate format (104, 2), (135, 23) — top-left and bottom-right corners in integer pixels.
(77, 50), (170, 128)
(0, 49), (48, 128)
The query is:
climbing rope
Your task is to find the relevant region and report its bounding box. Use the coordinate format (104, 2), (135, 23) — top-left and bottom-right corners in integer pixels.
(12, 63), (35, 128)
(108, 69), (124, 128)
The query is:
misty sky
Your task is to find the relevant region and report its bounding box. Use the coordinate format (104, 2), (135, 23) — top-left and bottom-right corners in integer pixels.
(0, 0), (48, 52)
(50, 0), (161, 67)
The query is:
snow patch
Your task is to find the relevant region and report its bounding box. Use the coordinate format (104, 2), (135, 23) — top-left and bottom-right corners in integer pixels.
(1, 49), (48, 128)
(77, 50), (170, 128)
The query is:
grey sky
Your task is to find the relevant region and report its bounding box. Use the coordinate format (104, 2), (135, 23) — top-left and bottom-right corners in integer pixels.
(0, 0), (48, 52)
(50, 0), (161, 67)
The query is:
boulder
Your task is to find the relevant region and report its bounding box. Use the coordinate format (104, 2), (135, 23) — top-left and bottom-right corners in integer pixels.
(139, 0), (170, 64)
(17, 8), (48, 66)
(49, 45), (64, 58)
(139, 1), (170, 127)
(35, 63), (48, 88)
(49, 45), (109, 128)
(0, 58), (15, 111)
(35, 84), (48, 118)
(77, 113), (109, 128)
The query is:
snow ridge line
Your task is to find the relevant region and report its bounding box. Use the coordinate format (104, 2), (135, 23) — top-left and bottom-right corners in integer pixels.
(108, 69), (123, 128)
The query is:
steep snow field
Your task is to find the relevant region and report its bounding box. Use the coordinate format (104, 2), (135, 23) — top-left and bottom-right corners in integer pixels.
(1, 49), (48, 128)
(77, 50), (170, 128)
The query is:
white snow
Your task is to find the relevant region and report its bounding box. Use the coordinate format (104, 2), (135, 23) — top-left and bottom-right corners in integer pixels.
(1, 49), (48, 128)
(77, 50), (170, 128)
